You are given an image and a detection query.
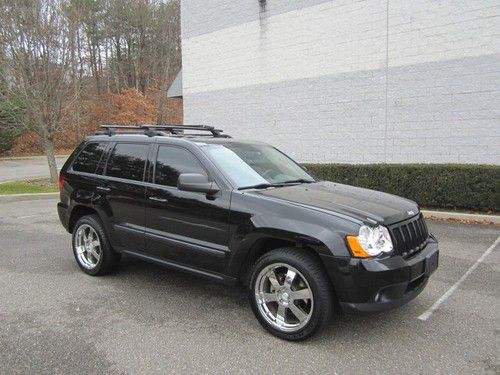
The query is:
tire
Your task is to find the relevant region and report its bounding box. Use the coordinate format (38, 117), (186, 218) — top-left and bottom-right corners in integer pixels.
(249, 247), (333, 341)
(72, 214), (121, 276)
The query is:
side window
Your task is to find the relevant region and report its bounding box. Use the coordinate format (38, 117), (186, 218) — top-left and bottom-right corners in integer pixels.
(155, 146), (206, 187)
(106, 143), (149, 182)
(72, 142), (107, 174)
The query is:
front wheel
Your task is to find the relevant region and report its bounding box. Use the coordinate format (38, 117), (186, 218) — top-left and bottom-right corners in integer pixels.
(249, 248), (333, 341)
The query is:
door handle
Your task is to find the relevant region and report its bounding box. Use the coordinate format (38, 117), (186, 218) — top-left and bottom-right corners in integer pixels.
(96, 186), (111, 192)
(149, 196), (168, 203)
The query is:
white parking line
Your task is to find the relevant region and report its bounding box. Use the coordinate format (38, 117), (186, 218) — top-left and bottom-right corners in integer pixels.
(418, 236), (500, 321)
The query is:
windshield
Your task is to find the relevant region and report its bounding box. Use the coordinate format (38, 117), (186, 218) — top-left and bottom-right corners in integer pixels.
(200, 142), (314, 189)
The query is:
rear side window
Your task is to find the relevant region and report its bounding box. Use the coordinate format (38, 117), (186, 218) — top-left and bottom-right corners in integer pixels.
(72, 142), (107, 174)
(155, 146), (206, 187)
(106, 143), (149, 181)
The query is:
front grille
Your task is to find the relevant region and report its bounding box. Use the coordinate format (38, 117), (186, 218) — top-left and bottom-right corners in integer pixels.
(388, 214), (429, 257)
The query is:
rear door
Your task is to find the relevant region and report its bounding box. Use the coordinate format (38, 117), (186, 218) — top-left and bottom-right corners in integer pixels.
(100, 142), (150, 252)
(144, 144), (231, 273)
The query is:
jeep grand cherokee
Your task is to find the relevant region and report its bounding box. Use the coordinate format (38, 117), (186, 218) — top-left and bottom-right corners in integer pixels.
(57, 125), (439, 341)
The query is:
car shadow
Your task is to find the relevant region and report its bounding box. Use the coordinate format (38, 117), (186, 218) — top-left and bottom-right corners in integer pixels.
(94, 255), (420, 346)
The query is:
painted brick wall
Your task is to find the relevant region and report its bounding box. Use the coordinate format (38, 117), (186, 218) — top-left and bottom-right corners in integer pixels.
(181, 0), (500, 164)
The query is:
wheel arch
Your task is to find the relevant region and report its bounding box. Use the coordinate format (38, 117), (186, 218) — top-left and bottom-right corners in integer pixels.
(231, 231), (332, 287)
(68, 205), (99, 233)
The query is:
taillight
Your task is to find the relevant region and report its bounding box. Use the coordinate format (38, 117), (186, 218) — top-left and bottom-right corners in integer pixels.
(58, 173), (65, 192)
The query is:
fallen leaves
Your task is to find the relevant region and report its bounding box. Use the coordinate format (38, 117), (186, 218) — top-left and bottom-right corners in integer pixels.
(426, 216), (499, 226)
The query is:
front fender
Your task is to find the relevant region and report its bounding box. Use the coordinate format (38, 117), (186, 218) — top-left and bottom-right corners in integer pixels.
(249, 215), (349, 257)
(226, 214), (356, 279)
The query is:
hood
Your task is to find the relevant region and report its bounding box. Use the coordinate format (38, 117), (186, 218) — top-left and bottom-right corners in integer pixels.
(248, 181), (419, 225)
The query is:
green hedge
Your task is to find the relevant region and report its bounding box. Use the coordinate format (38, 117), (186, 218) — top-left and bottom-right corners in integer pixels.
(304, 164), (500, 213)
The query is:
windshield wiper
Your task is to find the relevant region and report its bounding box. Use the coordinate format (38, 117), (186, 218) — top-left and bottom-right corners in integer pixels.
(238, 179), (314, 190)
(280, 179), (315, 184)
(238, 183), (281, 190)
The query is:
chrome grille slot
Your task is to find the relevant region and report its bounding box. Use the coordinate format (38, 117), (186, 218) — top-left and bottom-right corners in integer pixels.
(389, 214), (429, 256)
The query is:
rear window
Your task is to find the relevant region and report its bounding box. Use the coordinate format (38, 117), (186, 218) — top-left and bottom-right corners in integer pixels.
(72, 142), (107, 174)
(105, 143), (149, 182)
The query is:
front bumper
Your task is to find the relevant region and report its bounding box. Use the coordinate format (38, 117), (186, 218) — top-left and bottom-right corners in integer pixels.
(321, 236), (439, 313)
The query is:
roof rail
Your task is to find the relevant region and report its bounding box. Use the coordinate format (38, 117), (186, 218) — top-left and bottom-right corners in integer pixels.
(97, 124), (230, 138)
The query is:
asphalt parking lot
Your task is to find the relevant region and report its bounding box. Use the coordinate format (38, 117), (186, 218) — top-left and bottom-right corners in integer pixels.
(0, 197), (498, 374)
(0, 157), (67, 182)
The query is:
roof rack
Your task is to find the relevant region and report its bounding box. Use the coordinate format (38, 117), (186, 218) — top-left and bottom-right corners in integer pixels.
(96, 124), (230, 138)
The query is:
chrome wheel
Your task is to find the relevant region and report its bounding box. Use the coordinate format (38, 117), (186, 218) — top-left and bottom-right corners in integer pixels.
(75, 224), (101, 270)
(254, 263), (313, 332)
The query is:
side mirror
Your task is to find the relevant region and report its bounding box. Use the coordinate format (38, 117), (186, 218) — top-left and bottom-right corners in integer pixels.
(177, 173), (220, 194)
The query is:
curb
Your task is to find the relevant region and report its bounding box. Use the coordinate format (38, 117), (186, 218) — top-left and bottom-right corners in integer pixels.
(421, 210), (500, 224)
(0, 192), (59, 203)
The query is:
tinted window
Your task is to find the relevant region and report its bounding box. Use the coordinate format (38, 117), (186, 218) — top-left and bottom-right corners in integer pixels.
(106, 143), (149, 181)
(155, 146), (206, 187)
(72, 142), (107, 174)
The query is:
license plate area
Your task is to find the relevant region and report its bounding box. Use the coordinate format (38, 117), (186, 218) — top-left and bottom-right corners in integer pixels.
(410, 262), (424, 281)
(424, 251), (439, 277)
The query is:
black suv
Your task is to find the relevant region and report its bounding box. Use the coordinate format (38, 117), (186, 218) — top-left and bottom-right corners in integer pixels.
(58, 125), (439, 341)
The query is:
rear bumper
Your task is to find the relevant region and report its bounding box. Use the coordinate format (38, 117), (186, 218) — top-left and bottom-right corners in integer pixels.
(321, 237), (439, 313)
(57, 202), (70, 232)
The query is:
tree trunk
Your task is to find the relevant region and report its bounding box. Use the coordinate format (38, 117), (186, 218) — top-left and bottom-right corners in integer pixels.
(115, 37), (122, 93)
(156, 57), (172, 124)
(43, 136), (58, 183)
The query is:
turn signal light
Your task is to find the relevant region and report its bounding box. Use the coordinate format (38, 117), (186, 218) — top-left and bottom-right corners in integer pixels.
(346, 236), (370, 258)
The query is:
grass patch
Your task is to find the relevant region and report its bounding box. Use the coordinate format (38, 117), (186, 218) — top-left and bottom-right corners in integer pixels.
(0, 178), (58, 195)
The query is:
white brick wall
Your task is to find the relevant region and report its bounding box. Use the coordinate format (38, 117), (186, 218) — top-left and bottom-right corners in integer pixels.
(181, 0), (500, 164)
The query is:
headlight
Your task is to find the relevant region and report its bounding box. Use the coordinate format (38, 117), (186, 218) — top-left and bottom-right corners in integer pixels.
(346, 225), (393, 258)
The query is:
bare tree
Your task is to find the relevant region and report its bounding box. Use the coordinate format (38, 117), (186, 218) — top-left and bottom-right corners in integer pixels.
(0, 0), (182, 167)
(101, 0), (180, 98)
(155, 0), (181, 123)
(0, 0), (75, 182)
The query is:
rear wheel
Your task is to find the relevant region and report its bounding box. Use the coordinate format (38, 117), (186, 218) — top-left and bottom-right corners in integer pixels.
(72, 214), (120, 276)
(249, 248), (333, 341)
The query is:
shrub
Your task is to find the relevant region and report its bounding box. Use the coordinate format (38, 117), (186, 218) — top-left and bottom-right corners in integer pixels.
(304, 164), (500, 213)
(0, 97), (24, 154)
(0, 125), (21, 154)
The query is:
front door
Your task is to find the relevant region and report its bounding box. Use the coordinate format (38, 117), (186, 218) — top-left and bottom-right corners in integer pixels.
(144, 144), (230, 273)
